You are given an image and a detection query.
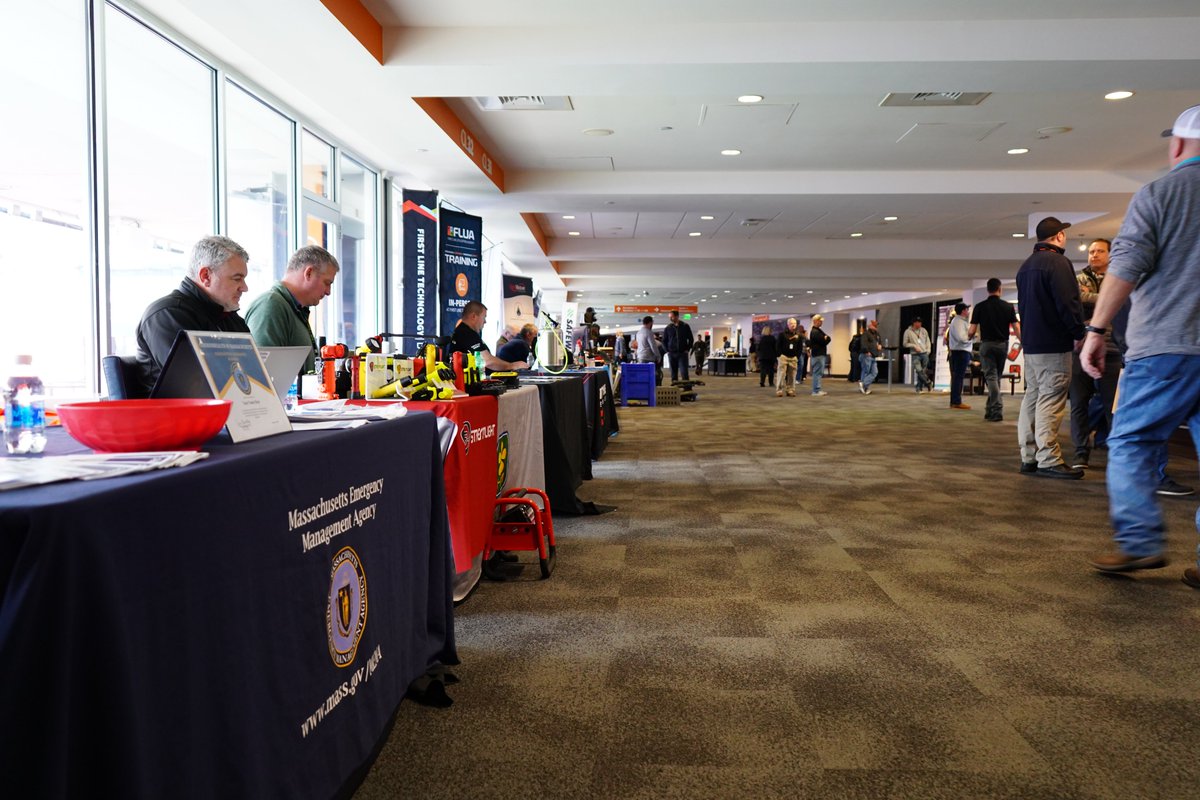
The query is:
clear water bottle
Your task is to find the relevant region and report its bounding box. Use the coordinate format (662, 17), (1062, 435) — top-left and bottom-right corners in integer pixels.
(4, 355), (47, 455)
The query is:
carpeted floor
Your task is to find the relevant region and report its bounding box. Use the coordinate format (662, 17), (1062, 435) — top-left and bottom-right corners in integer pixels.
(356, 373), (1200, 799)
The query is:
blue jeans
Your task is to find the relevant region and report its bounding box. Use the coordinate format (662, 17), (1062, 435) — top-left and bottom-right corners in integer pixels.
(1106, 354), (1200, 559)
(810, 355), (827, 393)
(911, 352), (930, 391)
(949, 350), (971, 405)
(668, 352), (690, 382)
(859, 353), (878, 389)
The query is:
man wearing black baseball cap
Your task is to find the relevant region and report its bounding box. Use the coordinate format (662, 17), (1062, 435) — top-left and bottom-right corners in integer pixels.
(1084, 104), (1200, 580)
(1014, 216), (1086, 479)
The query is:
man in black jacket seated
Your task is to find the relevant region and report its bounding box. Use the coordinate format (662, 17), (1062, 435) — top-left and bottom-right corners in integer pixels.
(134, 235), (252, 395)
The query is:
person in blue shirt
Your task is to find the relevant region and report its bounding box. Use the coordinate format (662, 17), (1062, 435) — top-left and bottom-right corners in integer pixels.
(496, 323), (537, 366)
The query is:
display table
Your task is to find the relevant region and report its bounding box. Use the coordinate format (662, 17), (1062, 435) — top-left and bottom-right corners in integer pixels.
(553, 368), (619, 459)
(707, 356), (747, 376)
(0, 417), (456, 800)
(496, 385), (546, 496)
(406, 395), (498, 601)
(521, 374), (604, 515)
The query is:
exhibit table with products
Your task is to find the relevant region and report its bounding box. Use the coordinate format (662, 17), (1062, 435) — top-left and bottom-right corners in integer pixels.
(520, 373), (611, 515)
(706, 356), (748, 376)
(0, 415), (456, 800)
(406, 394), (500, 601)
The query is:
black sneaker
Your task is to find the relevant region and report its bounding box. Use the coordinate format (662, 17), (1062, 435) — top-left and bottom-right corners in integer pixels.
(1036, 464), (1084, 479)
(1157, 478), (1195, 497)
(1020, 462), (1038, 474)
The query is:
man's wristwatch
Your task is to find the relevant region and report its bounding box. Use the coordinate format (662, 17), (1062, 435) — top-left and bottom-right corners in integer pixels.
(1085, 324), (1107, 335)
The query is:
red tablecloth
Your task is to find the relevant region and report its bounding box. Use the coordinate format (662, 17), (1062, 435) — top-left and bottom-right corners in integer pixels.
(406, 395), (498, 600)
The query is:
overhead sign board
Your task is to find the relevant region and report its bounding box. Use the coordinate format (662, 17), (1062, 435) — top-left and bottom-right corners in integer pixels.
(613, 305), (699, 314)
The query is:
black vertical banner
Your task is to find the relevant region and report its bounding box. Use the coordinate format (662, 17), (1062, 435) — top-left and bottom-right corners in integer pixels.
(402, 189), (438, 339)
(439, 208), (483, 336)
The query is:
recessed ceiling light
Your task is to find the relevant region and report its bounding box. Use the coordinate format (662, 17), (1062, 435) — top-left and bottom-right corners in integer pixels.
(824, 299), (831, 303)
(582, 128), (614, 136)
(861, 292), (868, 295)
(1079, 244), (1088, 251)
(1105, 90), (1134, 101)
(850, 232), (864, 238)
(700, 215), (715, 221)
(688, 232), (702, 237)
(738, 95), (764, 104)
(787, 295), (794, 299)
(562, 215), (575, 220)
(700, 298), (706, 302)
(771, 299), (777, 302)
(811, 302), (817, 306)
(1012, 233), (1025, 238)
(568, 231), (581, 236)
(720, 149), (742, 156)
(711, 294), (718, 298)
(844, 295), (851, 299)
(1008, 148), (1030, 155)
(883, 216), (898, 221)
(806, 290), (813, 294)
(724, 290), (731, 293)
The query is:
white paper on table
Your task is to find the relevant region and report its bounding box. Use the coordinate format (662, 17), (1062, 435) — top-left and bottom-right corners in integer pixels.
(0, 451), (211, 491)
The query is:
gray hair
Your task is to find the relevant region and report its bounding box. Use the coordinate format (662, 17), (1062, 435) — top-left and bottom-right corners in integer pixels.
(286, 245), (339, 274)
(187, 235), (249, 279)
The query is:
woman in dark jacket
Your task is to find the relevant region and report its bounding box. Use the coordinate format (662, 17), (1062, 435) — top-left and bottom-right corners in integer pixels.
(756, 326), (778, 387)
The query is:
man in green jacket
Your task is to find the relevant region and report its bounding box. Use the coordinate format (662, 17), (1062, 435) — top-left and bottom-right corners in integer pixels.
(246, 245), (339, 371)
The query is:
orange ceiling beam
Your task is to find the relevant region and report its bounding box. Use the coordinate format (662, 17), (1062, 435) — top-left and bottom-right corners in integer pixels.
(413, 97), (506, 192)
(520, 213), (549, 256)
(317, 0), (383, 64)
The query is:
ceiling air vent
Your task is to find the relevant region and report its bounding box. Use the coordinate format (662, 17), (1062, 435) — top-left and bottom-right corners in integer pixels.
(474, 96), (574, 111)
(740, 218), (770, 227)
(879, 92), (990, 107)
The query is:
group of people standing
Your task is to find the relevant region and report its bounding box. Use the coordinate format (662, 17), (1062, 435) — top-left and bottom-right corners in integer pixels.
(754, 316), (832, 397)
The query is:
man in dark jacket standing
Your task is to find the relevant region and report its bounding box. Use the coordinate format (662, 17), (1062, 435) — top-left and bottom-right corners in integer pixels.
(859, 319), (883, 394)
(662, 309), (694, 382)
(808, 314), (831, 396)
(756, 326), (778, 387)
(1015, 217), (1086, 479)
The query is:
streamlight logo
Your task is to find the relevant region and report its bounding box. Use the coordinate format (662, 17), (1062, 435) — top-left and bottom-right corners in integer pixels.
(460, 421), (497, 454)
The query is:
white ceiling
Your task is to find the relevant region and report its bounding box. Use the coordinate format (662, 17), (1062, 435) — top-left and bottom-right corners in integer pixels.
(139, 0), (1200, 328)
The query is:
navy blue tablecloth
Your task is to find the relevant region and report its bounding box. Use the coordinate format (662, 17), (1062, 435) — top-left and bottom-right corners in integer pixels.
(0, 415), (456, 799)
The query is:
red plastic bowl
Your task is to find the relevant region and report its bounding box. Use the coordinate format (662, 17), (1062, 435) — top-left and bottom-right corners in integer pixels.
(57, 399), (233, 453)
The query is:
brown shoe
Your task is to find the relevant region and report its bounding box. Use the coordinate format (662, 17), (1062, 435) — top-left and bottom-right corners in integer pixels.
(950, 403), (971, 410)
(1089, 553), (1168, 573)
(1183, 567), (1200, 589)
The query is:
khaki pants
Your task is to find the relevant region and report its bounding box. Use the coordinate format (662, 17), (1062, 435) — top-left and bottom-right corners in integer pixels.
(1017, 351), (1072, 467)
(776, 356), (798, 393)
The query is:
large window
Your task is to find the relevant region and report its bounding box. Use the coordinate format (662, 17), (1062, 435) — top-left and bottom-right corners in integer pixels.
(0, 0), (92, 394)
(2, 1), (388, 393)
(105, 4), (216, 357)
(227, 81), (295, 308)
(338, 155), (379, 345)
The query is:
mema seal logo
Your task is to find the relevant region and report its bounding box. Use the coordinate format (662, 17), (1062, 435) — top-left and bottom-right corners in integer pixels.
(326, 546), (368, 668)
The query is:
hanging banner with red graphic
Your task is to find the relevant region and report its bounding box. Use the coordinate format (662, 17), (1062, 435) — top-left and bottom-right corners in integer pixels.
(439, 208), (483, 336)
(401, 189), (438, 338)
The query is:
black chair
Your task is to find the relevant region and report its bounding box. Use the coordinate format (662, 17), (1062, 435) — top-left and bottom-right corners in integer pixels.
(102, 355), (148, 400)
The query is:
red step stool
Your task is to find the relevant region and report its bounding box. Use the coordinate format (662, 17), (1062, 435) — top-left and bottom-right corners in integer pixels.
(484, 487), (557, 579)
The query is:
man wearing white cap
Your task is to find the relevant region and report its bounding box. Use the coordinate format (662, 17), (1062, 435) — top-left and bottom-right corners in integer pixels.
(1083, 104), (1200, 582)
